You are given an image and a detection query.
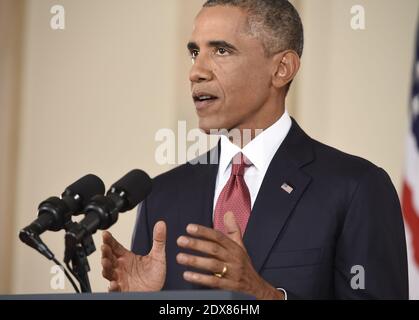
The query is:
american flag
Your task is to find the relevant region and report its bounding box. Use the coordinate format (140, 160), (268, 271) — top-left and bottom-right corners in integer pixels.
(402, 22), (419, 300)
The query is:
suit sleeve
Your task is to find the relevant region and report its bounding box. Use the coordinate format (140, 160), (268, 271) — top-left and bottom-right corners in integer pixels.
(131, 199), (152, 256)
(334, 166), (409, 299)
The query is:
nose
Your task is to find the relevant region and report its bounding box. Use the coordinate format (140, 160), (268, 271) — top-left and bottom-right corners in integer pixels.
(189, 55), (213, 83)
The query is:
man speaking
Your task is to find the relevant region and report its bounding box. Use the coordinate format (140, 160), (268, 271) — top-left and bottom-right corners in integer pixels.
(101, 0), (408, 299)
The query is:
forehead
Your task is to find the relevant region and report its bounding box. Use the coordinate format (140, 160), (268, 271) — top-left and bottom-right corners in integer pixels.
(190, 6), (250, 43)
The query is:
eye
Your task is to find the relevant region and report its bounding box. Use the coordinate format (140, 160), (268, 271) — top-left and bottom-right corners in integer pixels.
(190, 49), (199, 59)
(216, 47), (229, 56)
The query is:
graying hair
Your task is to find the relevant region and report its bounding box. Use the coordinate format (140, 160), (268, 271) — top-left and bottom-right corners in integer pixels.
(203, 0), (304, 57)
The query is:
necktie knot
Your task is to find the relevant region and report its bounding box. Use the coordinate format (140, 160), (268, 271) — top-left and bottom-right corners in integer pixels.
(231, 153), (251, 176)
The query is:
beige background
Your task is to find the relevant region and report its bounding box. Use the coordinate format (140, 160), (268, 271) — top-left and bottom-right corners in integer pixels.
(0, 0), (418, 296)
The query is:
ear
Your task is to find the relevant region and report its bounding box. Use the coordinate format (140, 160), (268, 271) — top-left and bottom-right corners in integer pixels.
(271, 50), (300, 90)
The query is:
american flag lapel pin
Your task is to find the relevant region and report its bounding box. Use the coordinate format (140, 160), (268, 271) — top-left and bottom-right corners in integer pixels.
(281, 183), (294, 194)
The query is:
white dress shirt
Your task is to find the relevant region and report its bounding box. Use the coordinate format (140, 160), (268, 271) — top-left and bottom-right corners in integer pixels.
(213, 110), (292, 213)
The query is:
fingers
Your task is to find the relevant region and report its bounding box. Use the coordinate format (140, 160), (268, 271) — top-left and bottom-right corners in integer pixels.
(177, 236), (230, 261)
(101, 232), (124, 282)
(223, 211), (244, 248)
(183, 271), (235, 291)
(176, 253), (225, 274)
(101, 244), (118, 281)
(102, 231), (127, 258)
(184, 223), (235, 250)
(150, 221), (167, 258)
(101, 244), (117, 265)
(108, 281), (121, 292)
(101, 256), (117, 281)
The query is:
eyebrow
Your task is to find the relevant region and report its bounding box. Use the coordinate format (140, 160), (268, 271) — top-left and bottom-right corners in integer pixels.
(187, 40), (239, 52)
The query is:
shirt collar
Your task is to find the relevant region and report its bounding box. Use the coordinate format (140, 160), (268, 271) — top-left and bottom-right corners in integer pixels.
(219, 110), (292, 175)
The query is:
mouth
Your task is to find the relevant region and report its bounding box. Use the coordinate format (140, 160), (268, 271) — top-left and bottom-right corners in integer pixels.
(192, 93), (219, 111)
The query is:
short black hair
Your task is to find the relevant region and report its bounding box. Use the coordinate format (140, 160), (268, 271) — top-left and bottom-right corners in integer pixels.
(203, 0), (304, 57)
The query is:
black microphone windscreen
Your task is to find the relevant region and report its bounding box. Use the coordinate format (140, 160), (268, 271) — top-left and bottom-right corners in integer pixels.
(109, 169), (152, 211)
(63, 174), (106, 204)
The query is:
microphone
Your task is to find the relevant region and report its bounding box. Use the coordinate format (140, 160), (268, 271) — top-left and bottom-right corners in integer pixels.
(19, 174), (105, 259)
(64, 169), (152, 259)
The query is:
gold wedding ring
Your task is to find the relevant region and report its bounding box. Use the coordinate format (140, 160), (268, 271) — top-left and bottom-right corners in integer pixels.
(214, 265), (228, 278)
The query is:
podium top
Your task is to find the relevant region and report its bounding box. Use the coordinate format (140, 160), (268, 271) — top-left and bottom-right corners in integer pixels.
(0, 290), (254, 300)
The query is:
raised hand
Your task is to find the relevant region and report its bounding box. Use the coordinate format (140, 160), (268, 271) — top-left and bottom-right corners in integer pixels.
(101, 221), (167, 292)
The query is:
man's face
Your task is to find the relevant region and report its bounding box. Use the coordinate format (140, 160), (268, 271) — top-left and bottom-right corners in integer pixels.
(188, 6), (275, 133)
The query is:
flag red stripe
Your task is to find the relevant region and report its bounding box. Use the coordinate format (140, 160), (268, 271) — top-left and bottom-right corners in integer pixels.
(402, 181), (419, 266)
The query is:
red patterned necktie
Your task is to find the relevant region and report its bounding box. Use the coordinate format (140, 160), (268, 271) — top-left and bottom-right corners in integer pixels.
(214, 153), (252, 235)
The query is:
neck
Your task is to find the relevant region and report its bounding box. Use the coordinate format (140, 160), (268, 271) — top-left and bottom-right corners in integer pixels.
(228, 105), (285, 148)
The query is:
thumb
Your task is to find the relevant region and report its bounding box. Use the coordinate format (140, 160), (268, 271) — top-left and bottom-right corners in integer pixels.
(150, 221), (167, 258)
(224, 211), (244, 248)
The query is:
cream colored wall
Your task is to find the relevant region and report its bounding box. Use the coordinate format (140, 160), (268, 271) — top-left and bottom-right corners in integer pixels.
(11, 0), (179, 293)
(0, 0), (23, 294)
(1, 0), (418, 294)
(295, 0), (418, 191)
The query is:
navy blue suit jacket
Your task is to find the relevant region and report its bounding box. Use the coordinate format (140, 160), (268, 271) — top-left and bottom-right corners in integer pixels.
(131, 119), (409, 299)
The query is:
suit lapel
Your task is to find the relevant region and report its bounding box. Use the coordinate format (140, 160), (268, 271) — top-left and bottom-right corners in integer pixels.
(177, 144), (220, 233)
(243, 119), (314, 272)
(175, 145), (219, 289)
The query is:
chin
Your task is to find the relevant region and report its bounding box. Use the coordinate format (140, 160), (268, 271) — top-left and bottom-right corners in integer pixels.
(197, 117), (212, 134)
(198, 117), (226, 135)
(198, 122), (213, 135)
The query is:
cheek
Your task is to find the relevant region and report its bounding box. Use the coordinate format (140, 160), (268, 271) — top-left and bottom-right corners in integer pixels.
(221, 57), (269, 88)
(221, 67), (271, 107)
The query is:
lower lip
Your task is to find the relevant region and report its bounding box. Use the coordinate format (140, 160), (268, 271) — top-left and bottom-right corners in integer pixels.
(194, 98), (218, 111)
